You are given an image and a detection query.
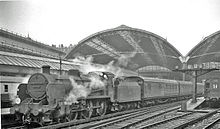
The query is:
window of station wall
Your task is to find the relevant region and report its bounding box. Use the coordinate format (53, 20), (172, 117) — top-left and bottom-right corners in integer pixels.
(4, 85), (8, 92)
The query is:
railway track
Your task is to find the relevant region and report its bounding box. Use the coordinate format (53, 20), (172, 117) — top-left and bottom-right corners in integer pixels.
(38, 101), (182, 129)
(60, 102), (182, 129)
(203, 117), (220, 129)
(10, 101), (219, 129)
(1, 101), (183, 129)
(137, 112), (204, 129)
(136, 109), (220, 129)
(2, 122), (23, 129)
(185, 112), (220, 129)
(81, 106), (180, 129)
(70, 107), (220, 129)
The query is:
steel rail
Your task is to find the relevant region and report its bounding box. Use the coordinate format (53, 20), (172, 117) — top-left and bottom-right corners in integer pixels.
(84, 106), (180, 129)
(40, 102), (182, 129)
(202, 117), (220, 129)
(138, 112), (194, 129)
(173, 109), (220, 129)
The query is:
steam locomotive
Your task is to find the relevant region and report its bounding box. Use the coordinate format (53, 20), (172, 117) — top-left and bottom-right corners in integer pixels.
(10, 65), (204, 126)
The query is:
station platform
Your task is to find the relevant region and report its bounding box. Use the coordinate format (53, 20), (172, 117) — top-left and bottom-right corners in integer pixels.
(180, 97), (206, 111)
(186, 97), (205, 110)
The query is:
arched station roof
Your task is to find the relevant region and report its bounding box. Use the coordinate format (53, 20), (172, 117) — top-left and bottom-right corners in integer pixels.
(187, 30), (220, 65)
(65, 25), (183, 71)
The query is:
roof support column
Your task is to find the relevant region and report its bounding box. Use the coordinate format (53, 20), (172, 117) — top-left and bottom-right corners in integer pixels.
(192, 71), (198, 103)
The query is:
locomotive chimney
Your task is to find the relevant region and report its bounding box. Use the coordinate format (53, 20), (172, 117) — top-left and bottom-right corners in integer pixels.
(42, 65), (51, 74)
(68, 69), (80, 77)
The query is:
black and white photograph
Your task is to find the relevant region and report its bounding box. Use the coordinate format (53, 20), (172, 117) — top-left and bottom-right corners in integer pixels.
(1, 0), (220, 128)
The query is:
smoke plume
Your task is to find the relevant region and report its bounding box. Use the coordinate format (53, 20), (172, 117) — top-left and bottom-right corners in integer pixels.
(70, 56), (123, 77)
(64, 77), (90, 105)
(65, 51), (137, 104)
(88, 75), (105, 88)
(64, 73), (106, 104)
(117, 50), (137, 68)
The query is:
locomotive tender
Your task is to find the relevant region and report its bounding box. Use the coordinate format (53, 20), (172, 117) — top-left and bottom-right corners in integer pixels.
(10, 65), (204, 125)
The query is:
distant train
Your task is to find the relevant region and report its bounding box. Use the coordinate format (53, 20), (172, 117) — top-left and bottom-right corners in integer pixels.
(10, 65), (204, 126)
(204, 78), (220, 107)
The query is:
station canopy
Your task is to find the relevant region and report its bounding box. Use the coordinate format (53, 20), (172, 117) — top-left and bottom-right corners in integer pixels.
(187, 30), (220, 66)
(65, 25), (183, 71)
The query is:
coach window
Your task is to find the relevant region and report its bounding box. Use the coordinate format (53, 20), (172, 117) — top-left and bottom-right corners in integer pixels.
(213, 84), (218, 89)
(4, 85), (8, 92)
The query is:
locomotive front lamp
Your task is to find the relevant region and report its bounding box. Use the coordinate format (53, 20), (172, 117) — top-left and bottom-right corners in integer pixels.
(103, 74), (108, 79)
(175, 66), (179, 70)
(15, 97), (21, 104)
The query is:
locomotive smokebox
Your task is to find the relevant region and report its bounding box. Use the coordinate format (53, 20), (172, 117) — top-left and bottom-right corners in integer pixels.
(42, 65), (51, 74)
(68, 69), (80, 77)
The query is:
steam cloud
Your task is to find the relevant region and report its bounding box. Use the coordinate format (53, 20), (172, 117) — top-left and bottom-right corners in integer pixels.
(64, 75), (106, 104)
(64, 77), (90, 104)
(65, 51), (137, 104)
(70, 56), (123, 77)
(117, 50), (137, 68)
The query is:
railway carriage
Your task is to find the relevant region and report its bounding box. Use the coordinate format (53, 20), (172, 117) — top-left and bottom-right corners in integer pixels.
(143, 78), (179, 98)
(203, 78), (220, 107)
(141, 77), (204, 105)
(1, 76), (27, 108)
(204, 78), (220, 100)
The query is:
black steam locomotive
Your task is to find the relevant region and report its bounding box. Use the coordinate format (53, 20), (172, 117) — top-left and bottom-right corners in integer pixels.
(10, 65), (204, 126)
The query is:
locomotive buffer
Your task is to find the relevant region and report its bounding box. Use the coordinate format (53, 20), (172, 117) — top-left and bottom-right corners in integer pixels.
(173, 64), (219, 103)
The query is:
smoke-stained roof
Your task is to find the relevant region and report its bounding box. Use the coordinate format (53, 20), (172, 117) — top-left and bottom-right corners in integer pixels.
(65, 25), (183, 71)
(187, 30), (220, 65)
(0, 51), (78, 70)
